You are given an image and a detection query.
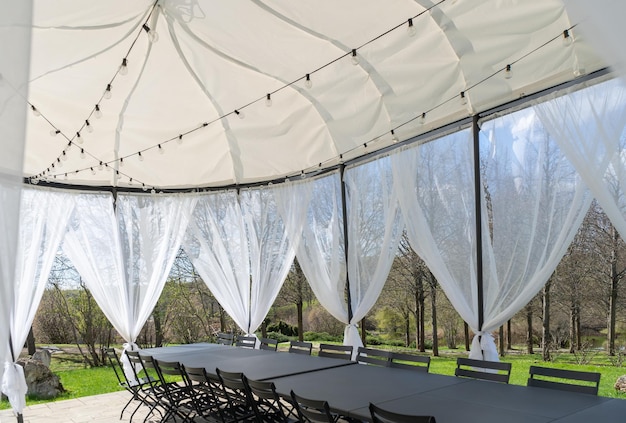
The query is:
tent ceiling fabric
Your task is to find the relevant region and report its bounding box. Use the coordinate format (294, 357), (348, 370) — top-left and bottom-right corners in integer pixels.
(23, 0), (604, 190)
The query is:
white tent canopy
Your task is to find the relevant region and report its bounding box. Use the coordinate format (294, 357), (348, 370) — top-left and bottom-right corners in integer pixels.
(23, 0), (605, 190)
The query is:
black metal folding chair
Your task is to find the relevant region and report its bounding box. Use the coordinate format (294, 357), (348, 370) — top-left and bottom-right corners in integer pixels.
(259, 337), (279, 351)
(152, 358), (195, 422)
(104, 347), (156, 423)
(389, 351), (430, 372)
(527, 365), (601, 395)
(216, 368), (257, 422)
(217, 332), (235, 345)
(184, 365), (229, 422)
(369, 402), (436, 423)
(356, 347), (391, 366)
(290, 390), (339, 423)
(246, 377), (296, 423)
(317, 344), (353, 361)
(454, 357), (512, 383)
(235, 335), (257, 349)
(124, 349), (164, 422)
(288, 341), (313, 355)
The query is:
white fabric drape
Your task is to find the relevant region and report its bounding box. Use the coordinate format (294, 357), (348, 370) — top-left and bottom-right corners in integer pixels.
(184, 191), (251, 334)
(184, 189), (294, 340)
(344, 158), (404, 351)
(63, 192), (194, 379)
(535, 78), (626, 241)
(274, 173), (349, 328)
(0, 0), (32, 416)
(477, 109), (591, 359)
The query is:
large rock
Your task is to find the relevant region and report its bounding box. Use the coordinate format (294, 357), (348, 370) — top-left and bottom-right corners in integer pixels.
(31, 349), (51, 367)
(17, 358), (64, 399)
(615, 375), (626, 393)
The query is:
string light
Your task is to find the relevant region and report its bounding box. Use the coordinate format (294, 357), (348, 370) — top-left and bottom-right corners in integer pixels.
(305, 74), (312, 89)
(158, 144), (164, 154)
(504, 64), (512, 79)
(562, 29), (573, 46)
(177, 134), (183, 145)
(94, 104), (102, 119)
(419, 112), (426, 125)
(85, 120), (93, 133)
(138, 151), (144, 161)
(91, 167), (96, 175)
(31, 105), (40, 117)
(351, 49), (359, 65)
(460, 91), (467, 105)
(119, 58), (128, 76)
(234, 109), (245, 119)
(265, 93), (272, 107)
(98, 161), (104, 171)
(50, 129), (60, 137)
(57, 158), (63, 168)
(407, 18), (416, 37)
(104, 84), (112, 100)
(76, 132), (83, 144)
(391, 129), (399, 143)
(80, 148), (86, 159)
(142, 183), (148, 192)
(143, 23), (159, 43)
(119, 157), (124, 167)
(61, 150), (67, 161)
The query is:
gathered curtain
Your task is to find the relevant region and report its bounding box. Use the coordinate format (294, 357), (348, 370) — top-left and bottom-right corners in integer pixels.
(343, 158), (404, 351)
(63, 192), (195, 378)
(274, 173), (349, 329)
(184, 189), (294, 342)
(534, 78), (626, 241)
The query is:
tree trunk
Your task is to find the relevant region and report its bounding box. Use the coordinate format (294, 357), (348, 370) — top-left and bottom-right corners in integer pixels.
(405, 314), (410, 347)
(26, 327), (36, 356)
(154, 311), (163, 348)
(542, 279), (551, 361)
(418, 280), (426, 352)
(506, 320), (512, 350)
(361, 319), (367, 346)
(297, 301), (304, 342)
(430, 272), (439, 357)
(575, 308), (582, 351)
(219, 304), (226, 332)
(464, 322), (470, 351)
(609, 225), (619, 356)
(526, 306), (534, 355)
(569, 303), (576, 353)
(499, 325), (505, 357)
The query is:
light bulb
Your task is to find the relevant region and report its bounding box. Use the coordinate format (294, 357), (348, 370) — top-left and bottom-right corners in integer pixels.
(128, 178), (133, 186)
(138, 151), (144, 161)
(94, 104), (102, 119)
(50, 129), (60, 137)
(504, 64), (512, 79)
(85, 120), (93, 133)
(57, 158), (63, 168)
(305, 74), (312, 89)
(300, 171), (306, 179)
(31, 177), (39, 185)
(80, 149), (86, 159)
(61, 151), (67, 161)
(351, 49), (359, 65)
(158, 144), (164, 154)
(235, 109), (245, 119)
(119, 58), (128, 76)
(119, 157), (124, 167)
(177, 134), (183, 145)
(142, 184), (148, 192)
(98, 161), (104, 171)
(419, 112), (426, 125)
(391, 130), (399, 143)
(76, 132), (83, 144)
(31, 105), (41, 117)
(563, 29), (573, 47)
(407, 18), (416, 37)
(104, 84), (112, 100)
(265, 93), (272, 107)
(91, 167), (96, 175)
(460, 91), (467, 105)
(64, 173), (68, 180)
(151, 188), (156, 194)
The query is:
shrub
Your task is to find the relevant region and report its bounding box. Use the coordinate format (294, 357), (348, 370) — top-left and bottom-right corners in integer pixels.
(264, 331), (290, 343)
(366, 335), (383, 345)
(303, 332), (342, 342)
(266, 321), (298, 337)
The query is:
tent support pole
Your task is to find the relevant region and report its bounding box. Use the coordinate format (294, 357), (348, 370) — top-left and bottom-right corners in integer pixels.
(472, 114), (485, 352)
(339, 165), (354, 326)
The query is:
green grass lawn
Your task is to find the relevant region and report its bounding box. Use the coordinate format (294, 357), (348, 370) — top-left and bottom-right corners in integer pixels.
(1, 345), (625, 410)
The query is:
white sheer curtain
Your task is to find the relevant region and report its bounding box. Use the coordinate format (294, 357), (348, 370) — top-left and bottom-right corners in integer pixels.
(478, 109), (591, 359)
(63, 192), (194, 378)
(0, 0), (32, 416)
(344, 158), (404, 351)
(242, 187), (295, 337)
(535, 78), (626, 240)
(274, 173), (349, 330)
(185, 189), (294, 342)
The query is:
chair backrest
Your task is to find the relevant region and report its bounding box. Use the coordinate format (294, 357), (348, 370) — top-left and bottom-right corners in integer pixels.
(259, 337), (278, 351)
(104, 348), (127, 386)
(247, 378), (292, 423)
(235, 335), (257, 349)
(216, 368), (256, 421)
(369, 402), (436, 423)
(289, 341), (313, 355)
(290, 390), (337, 423)
(217, 332), (234, 345)
(527, 366), (600, 395)
(389, 352), (430, 372)
(356, 347), (391, 366)
(454, 357), (511, 383)
(318, 344), (353, 361)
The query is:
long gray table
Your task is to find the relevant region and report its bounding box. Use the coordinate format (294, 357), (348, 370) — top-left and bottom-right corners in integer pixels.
(140, 343), (355, 381)
(268, 362), (626, 423)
